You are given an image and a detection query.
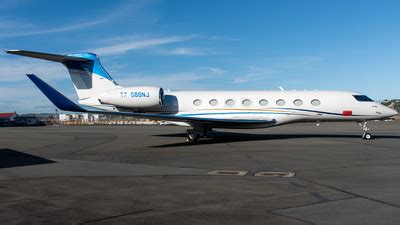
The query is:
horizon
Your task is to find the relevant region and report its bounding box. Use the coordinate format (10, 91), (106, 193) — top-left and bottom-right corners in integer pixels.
(1, 0), (400, 113)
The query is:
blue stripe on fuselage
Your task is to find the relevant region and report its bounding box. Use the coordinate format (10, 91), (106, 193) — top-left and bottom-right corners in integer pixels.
(178, 109), (366, 118)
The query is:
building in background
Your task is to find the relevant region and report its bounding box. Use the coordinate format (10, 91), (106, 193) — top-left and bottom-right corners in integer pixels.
(0, 111), (163, 127)
(15, 115), (43, 126)
(0, 112), (18, 126)
(0, 112), (45, 126)
(20, 113), (56, 125)
(57, 113), (161, 125)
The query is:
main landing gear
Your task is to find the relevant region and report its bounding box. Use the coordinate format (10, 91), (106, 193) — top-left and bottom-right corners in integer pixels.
(358, 121), (372, 140)
(186, 132), (200, 142)
(186, 126), (212, 142)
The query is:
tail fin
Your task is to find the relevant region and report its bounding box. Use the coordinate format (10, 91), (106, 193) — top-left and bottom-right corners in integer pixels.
(6, 50), (119, 100)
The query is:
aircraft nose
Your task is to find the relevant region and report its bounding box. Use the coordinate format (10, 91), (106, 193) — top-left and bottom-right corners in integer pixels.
(384, 107), (398, 117)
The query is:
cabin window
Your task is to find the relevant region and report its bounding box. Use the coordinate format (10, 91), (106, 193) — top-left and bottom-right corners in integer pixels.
(293, 99), (303, 106)
(193, 99), (202, 106)
(225, 99), (235, 106)
(311, 99), (321, 106)
(242, 99), (252, 106)
(276, 99), (285, 106)
(209, 99), (218, 106)
(259, 99), (268, 106)
(353, 95), (373, 102)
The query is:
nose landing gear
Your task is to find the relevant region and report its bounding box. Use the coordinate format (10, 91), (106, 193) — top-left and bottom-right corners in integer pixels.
(359, 122), (372, 140)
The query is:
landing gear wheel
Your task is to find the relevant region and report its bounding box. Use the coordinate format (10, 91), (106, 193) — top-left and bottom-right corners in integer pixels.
(186, 132), (199, 142)
(359, 122), (372, 140)
(363, 132), (372, 140)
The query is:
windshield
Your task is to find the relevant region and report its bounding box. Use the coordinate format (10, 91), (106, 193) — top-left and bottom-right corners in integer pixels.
(353, 95), (374, 102)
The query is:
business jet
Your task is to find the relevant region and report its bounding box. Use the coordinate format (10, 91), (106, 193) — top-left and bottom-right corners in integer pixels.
(6, 50), (398, 141)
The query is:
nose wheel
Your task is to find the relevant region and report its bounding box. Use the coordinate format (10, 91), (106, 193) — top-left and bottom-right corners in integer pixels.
(362, 132), (372, 140)
(359, 122), (373, 140)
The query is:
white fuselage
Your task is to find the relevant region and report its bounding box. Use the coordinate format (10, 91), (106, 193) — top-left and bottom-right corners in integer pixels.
(63, 59), (397, 129)
(92, 89), (397, 129)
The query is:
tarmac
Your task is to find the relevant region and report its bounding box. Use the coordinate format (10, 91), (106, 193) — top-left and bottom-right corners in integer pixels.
(0, 121), (400, 225)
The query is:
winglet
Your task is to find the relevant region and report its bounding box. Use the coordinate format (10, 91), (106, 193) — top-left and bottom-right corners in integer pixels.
(27, 74), (87, 112)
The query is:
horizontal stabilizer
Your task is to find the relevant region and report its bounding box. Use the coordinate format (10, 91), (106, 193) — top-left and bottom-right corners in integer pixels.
(27, 74), (87, 112)
(6, 50), (91, 63)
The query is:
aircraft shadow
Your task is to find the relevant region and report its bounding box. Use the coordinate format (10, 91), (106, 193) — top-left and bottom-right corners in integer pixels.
(151, 132), (400, 148)
(0, 148), (55, 169)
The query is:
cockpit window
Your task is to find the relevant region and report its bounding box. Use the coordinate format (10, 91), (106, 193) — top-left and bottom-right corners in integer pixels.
(353, 95), (373, 102)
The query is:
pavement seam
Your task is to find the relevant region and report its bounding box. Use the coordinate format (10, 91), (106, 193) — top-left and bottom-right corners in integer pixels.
(71, 135), (119, 154)
(298, 177), (400, 209)
(0, 174), (211, 182)
(0, 194), (66, 204)
(269, 196), (358, 225)
(296, 162), (400, 173)
(269, 210), (315, 225)
(79, 209), (155, 224)
(24, 136), (78, 153)
(270, 196), (357, 212)
(322, 137), (397, 151)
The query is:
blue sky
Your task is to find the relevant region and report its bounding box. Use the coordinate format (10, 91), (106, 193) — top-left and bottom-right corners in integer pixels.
(1, 0), (400, 113)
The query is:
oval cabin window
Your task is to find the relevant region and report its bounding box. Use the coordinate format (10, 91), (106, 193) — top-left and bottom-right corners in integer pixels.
(209, 99), (218, 106)
(193, 99), (202, 106)
(259, 99), (268, 106)
(311, 99), (321, 106)
(242, 99), (252, 106)
(293, 99), (303, 106)
(276, 99), (286, 106)
(225, 99), (235, 106)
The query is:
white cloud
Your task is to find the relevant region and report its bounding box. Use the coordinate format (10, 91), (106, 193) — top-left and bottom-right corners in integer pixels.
(0, 19), (108, 38)
(0, 55), (77, 113)
(90, 36), (196, 56)
(0, 56), (67, 82)
(208, 35), (240, 41)
(0, 86), (54, 113)
(198, 67), (226, 75)
(279, 56), (324, 69)
(0, 19), (32, 29)
(0, 1), (157, 38)
(232, 66), (278, 84)
(114, 66), (228, 90)
(0, 76), (78, 113)
(155, 47), (218, 56)
(117, 72), (203, 90)
(0, 0), (27, 11)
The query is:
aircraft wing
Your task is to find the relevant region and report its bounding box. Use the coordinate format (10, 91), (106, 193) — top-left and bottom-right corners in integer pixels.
(6, 50), (91, 63)
(27, 74), (276, 126)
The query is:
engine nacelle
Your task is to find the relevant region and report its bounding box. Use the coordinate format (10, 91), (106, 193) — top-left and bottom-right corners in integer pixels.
(99, 86), (164, 109)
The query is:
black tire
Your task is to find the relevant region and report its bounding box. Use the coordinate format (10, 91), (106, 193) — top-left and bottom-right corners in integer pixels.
(364, 133), (372, 140)
(186, 133), (199, 142)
